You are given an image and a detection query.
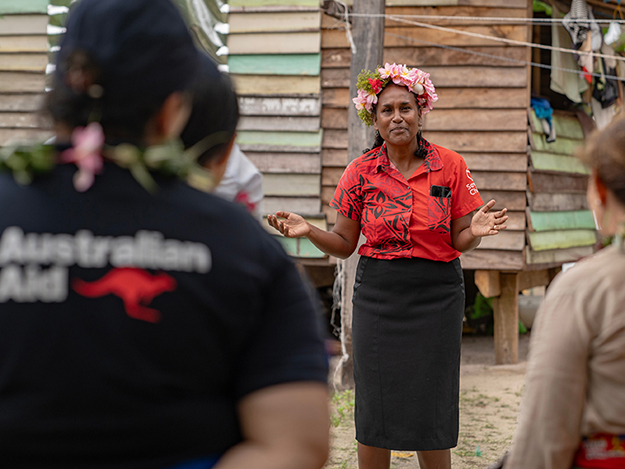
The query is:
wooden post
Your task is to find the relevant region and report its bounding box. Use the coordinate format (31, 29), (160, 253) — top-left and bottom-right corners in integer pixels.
(334, 0), (385, 390)
(492, 272), (519, 365)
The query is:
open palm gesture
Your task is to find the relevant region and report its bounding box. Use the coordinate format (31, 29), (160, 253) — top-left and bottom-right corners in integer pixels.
(267, 211), (311, 238)
(470, 200), (508, 237)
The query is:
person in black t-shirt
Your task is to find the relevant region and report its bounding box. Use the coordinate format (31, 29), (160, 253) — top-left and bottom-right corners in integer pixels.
(0, 1), (329, 468)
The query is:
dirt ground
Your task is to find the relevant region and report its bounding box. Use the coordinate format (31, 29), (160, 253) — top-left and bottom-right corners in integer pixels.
(325, 334), (530, 469)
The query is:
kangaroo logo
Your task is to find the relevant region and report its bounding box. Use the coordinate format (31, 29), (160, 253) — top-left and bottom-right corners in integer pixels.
(72, 268), (177, 323)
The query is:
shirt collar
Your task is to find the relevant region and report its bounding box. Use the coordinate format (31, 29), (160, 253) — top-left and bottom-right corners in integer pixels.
(375, 139), (443, 173)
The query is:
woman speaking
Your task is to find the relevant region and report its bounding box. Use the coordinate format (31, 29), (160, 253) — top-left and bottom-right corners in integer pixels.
(268, 63), (508, 469)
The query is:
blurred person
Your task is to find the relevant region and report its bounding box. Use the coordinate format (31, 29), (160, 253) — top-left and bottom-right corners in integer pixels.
(504, 115), (625, 468)
(0, 1), (329, 468)
(180, 67), (263, 220)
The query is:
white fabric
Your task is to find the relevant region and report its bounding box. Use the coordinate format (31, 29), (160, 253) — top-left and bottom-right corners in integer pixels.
(214, 144), (264, 221)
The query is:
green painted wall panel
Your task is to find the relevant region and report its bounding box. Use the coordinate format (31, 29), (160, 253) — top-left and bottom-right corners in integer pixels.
(298, 238), (325, 258)
(532, 133), (581, 156)
(237, 130), (322, 147)
(530, 110), (584, 140)
(528, 229), (597, 251)
(229, 54), (321, 76)
(531, 152), (589, 175)
(0, 0), (48, 14)
(276, 237), (298, 256)
(528, 210), (596, 232)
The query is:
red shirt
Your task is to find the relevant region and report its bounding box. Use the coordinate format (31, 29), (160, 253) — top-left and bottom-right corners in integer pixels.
(330, 140), (483, 262)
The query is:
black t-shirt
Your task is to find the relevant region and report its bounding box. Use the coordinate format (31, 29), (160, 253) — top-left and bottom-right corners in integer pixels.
(0, 163), (328, 468)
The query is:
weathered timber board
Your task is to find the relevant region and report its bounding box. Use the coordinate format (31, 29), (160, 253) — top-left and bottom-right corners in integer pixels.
(460, 249), (524, 271)
(321, 129), (348, 150)
(527, 171), (588, 193)
(502, 211), (526, 231)
(230, 5), (321, 13)
(527, 229), (597, 251)
(0, 14), (48, 35)
(424, 109), (528, 131)
(238, 115), (320, 132)
(321, 88), (349, 108)
(386, 0), (459, 6)
(322, 204), (338, 224)
(322, 25), (528, 49)
(322, 167), (345, 186)
(0, 72), (45, 92)
(476, 230), (525, 251)
(423, 131), (527, 153)
(229, 0), (319, 7)
(0, 112), (44, 128)
(527, 210), (596, 232)
(0, 35), (48, 53)
(263, 173), (321, 196)
(229, 54), (321, 76)
(247, 152), (321, 173)
(527, 191), (589, 211)
(385, 46), (527, 67)
(471, 171), (526, 191)
(229, 11), (321, 33)
(321, 66), (527, 88)
(237, 130), (322, 152)
(480, 190), (526, 211)
(462, 153), (527, 172)
(232, 74), (320, 95)
(384, 6), (527, 24)
(0, 128), (53, 145)
(458, 0), (527, 7)
(238, 96), (320, 116)
(264, 196), (321, 215)
(321, 149), (347, 167)
(436, 88), (528, 109)
(321, 46), (527, 69)
(325, 129), (529, 152)
(0, 53), (47, 72)
(529, 109), (584, 140)
(530, 151), (589, 175)
(526, 245), (594, 265)
(228, 32), (321, 54)
(0, 0), (48, 14)
(0, 93), (43, 111)
(531, 133), (582, 155)
(321, 108), (347, 129)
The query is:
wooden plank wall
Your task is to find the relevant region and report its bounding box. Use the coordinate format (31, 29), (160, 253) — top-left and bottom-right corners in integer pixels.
(228, 3), (323, 218)
(320, 0), (531, 271)
(526, 109), (596, 267)
(0, 1), (52, 146)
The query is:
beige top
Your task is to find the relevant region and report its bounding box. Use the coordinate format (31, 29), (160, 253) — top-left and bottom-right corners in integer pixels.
(506, 245), (625, 469)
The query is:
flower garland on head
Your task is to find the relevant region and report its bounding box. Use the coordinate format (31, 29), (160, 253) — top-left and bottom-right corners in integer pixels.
(0, 123), (218, 194)
(353, 62), (438, 126)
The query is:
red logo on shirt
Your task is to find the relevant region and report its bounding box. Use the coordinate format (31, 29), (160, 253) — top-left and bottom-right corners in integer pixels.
(72, 268), (177, 323)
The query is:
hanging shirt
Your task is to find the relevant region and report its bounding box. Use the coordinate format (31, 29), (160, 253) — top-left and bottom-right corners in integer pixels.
(330, 140), (483, 262)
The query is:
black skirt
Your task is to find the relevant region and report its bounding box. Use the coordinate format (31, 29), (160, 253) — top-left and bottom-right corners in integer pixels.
(352, 256), (465, 451)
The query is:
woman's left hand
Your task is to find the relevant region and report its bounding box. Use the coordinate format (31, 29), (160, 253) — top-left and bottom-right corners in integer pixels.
(470, 199), (508, 238)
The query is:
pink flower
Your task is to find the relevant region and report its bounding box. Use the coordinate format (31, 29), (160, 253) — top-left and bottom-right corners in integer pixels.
(352, 89), (377, 113)
(59, 122), (105, 192)
(368, 78), (383, 94)
(378, 63), (400, 80)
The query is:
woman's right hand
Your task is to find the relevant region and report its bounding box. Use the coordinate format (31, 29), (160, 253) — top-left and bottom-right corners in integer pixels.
(267, 211), (311, 238)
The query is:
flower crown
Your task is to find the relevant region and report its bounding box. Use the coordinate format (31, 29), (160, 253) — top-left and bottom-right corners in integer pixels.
(353, 63), (438, 126)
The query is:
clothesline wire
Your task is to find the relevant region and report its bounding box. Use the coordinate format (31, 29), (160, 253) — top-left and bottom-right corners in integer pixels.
(347, 12), (625, 25)
(384, 31), (625, 82)
(330, 13), (625, 63)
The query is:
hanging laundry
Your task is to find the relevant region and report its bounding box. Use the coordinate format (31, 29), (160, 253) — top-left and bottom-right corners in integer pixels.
(593, 44), (620, 109)
(563, 0), (601, 50)
(551, 3), (589, 103)
(531, 97), (557, 143)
